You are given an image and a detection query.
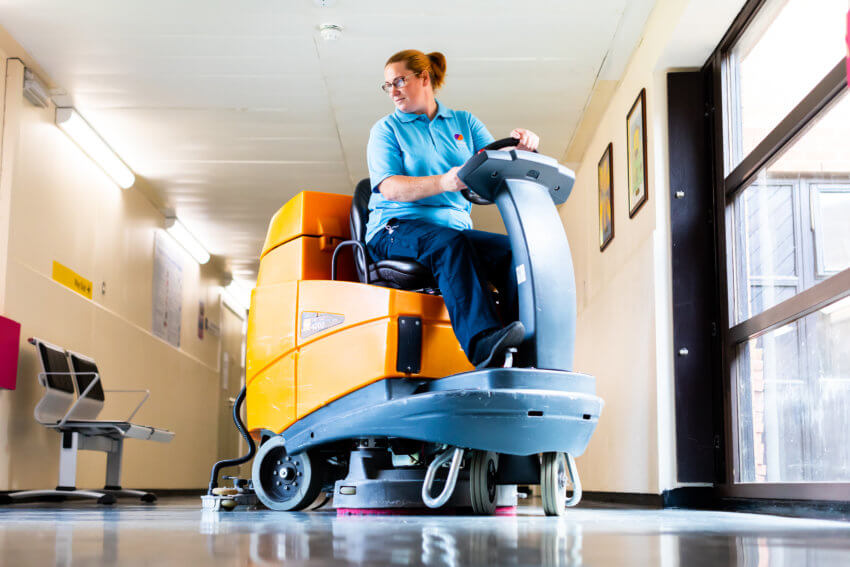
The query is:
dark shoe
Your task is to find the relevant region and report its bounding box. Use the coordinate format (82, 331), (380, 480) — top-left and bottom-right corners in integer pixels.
(471, 321), (525, 369)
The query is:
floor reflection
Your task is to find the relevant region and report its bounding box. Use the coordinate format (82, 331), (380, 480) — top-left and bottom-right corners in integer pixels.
(1, 499), (849, 566)
(201, 512), (584, 566)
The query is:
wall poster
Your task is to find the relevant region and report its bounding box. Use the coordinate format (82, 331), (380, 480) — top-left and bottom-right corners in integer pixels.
(153, 231), (183, 347)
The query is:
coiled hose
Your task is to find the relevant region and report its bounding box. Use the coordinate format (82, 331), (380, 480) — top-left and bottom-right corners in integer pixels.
(207, 385), (256, 493)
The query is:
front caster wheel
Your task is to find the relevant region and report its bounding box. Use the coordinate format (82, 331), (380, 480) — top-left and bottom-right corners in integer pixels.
(469, 451), (498, 515)
(252, 436), (322, 511)
(541, 452), (569, 516)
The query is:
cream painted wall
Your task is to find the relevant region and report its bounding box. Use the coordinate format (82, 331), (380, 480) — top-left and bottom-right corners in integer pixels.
(560, 0), (728, 494)
(0, 0), (745, 496)
(0, 54), (231, 490)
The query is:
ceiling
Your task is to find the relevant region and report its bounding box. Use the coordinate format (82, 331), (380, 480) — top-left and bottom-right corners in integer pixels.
(0, 0), (656, 281)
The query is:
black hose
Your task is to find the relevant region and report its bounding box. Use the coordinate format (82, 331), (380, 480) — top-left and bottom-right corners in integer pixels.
(207, 385), (256, 493)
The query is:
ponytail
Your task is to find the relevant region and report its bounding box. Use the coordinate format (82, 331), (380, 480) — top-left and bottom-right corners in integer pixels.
(385, 49), (447, 90)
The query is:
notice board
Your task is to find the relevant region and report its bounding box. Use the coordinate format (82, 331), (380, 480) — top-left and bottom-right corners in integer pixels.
(152, 231), (183, 347)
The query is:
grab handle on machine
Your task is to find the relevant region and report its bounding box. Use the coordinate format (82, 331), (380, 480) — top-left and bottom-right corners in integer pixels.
(421, 447), (464, 509)
(331, 240), (370, 284)
(564, 453), (582, 507)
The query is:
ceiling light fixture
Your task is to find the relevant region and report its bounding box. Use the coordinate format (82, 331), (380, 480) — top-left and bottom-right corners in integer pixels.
(224, 279), (252, 313)
(318, 23), (343, 41)
(220, 275), (252, 315)
(220, 288), (247, 318)
(22, 69), (50, 108)
(55, 107), (135, 189)
(164, 217), (211, 265)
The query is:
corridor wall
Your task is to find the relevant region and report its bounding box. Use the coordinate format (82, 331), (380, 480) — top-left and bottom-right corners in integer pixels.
(560, 0), (743, 494)
(0, 50), (227, 490)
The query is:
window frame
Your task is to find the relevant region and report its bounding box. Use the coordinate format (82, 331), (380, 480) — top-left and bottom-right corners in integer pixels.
(706, 0), (850, 501)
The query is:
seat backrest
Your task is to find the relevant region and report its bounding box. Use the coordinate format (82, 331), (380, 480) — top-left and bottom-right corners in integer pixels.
(30, 337), (75, 424)
(67, 351), (105, 420)
(349, 178), (373, 282)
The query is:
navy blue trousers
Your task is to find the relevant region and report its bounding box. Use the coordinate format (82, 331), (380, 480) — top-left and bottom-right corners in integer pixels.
(366, 218), (517, 358)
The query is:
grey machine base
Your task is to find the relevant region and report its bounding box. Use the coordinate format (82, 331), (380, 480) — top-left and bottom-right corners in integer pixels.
(277, 369), (603, 459)
(333, 465), (517, 511)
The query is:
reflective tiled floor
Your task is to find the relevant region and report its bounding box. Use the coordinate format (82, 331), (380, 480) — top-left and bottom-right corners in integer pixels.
(1, 497), (849, 566)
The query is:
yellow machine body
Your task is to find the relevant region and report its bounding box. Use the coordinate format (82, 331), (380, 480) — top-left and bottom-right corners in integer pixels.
(246, 191), (472, 436)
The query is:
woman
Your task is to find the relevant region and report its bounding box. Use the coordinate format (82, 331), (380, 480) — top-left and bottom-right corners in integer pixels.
(365, 49), (540, 368)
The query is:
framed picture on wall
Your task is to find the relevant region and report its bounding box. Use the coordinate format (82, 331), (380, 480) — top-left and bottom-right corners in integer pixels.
(627, 88), (648, 217)
(598, 143), (614, 251)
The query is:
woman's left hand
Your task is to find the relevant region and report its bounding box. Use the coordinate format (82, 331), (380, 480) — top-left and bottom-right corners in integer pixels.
(510, 128), (540, 152)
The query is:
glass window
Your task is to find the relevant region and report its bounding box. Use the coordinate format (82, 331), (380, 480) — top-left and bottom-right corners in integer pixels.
(725, 0), (848, 173)
(733, 182), (799, 323)
(811, 186), (850, 276)
(730, 91), (850, 324)
(736, 296), (850, 483)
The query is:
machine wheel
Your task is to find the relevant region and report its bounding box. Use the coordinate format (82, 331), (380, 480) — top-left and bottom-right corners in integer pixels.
(252, 436), (322, 511)
(541, 452), (568, 516)
(469, 451), (498, 515)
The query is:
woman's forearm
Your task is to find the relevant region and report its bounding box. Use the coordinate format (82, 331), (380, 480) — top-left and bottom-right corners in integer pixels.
(378, 167), (466, 202)
(377, 174), (447, 202)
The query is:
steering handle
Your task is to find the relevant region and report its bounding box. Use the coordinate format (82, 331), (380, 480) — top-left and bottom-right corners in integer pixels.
(477, 137), (539, 153)
(461, 137), (538, 205)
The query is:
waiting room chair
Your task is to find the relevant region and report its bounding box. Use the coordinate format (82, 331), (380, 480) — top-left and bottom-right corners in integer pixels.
(0, 338), (174, 505)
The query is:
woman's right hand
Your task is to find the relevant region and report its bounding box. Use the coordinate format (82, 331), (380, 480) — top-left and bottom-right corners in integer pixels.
(439, 167), (467, 192)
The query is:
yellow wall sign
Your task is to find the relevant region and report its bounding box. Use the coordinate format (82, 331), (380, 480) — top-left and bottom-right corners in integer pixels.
(52, 261), (93, 300)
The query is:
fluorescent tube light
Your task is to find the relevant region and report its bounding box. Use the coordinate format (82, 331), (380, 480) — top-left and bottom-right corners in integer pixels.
(55, 107), (135, 189)
(220, 286), (249, 317)
(164, 217), (211, 264)
(23, 69), (50, 108)
(224, 279), (252, 312)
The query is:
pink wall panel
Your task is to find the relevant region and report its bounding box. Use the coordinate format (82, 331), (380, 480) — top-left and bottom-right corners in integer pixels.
(0, 315), (21, 390)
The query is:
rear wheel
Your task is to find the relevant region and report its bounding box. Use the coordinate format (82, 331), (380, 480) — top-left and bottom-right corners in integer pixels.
(252, 436), (322, 511)
(469, 451), (498, 515)
(540, 452), (568, 516)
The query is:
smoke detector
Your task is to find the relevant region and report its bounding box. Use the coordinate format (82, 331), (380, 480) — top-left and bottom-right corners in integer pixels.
(318, 23), (343, 41)
(313, 0), (337, 6)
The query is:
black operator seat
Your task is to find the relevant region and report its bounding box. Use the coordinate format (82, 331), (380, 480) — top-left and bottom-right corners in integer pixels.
(349, 178), (438, 292)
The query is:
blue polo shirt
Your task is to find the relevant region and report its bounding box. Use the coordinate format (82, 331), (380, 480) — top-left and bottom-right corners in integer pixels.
(365, 101), (495, 243)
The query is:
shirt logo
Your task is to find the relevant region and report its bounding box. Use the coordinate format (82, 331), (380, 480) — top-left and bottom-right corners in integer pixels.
(454, 133), (464, 142)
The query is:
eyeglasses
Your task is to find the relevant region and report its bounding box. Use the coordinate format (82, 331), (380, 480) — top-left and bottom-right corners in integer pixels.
(381, 73), (419, 94)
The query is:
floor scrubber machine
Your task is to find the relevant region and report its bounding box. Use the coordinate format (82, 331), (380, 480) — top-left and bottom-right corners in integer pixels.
(243, 139), (603, 516)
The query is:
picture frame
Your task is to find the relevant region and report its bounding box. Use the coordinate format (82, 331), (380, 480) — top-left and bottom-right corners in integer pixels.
(598, 143), (614, 251)
(626, 88), (648, 218)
